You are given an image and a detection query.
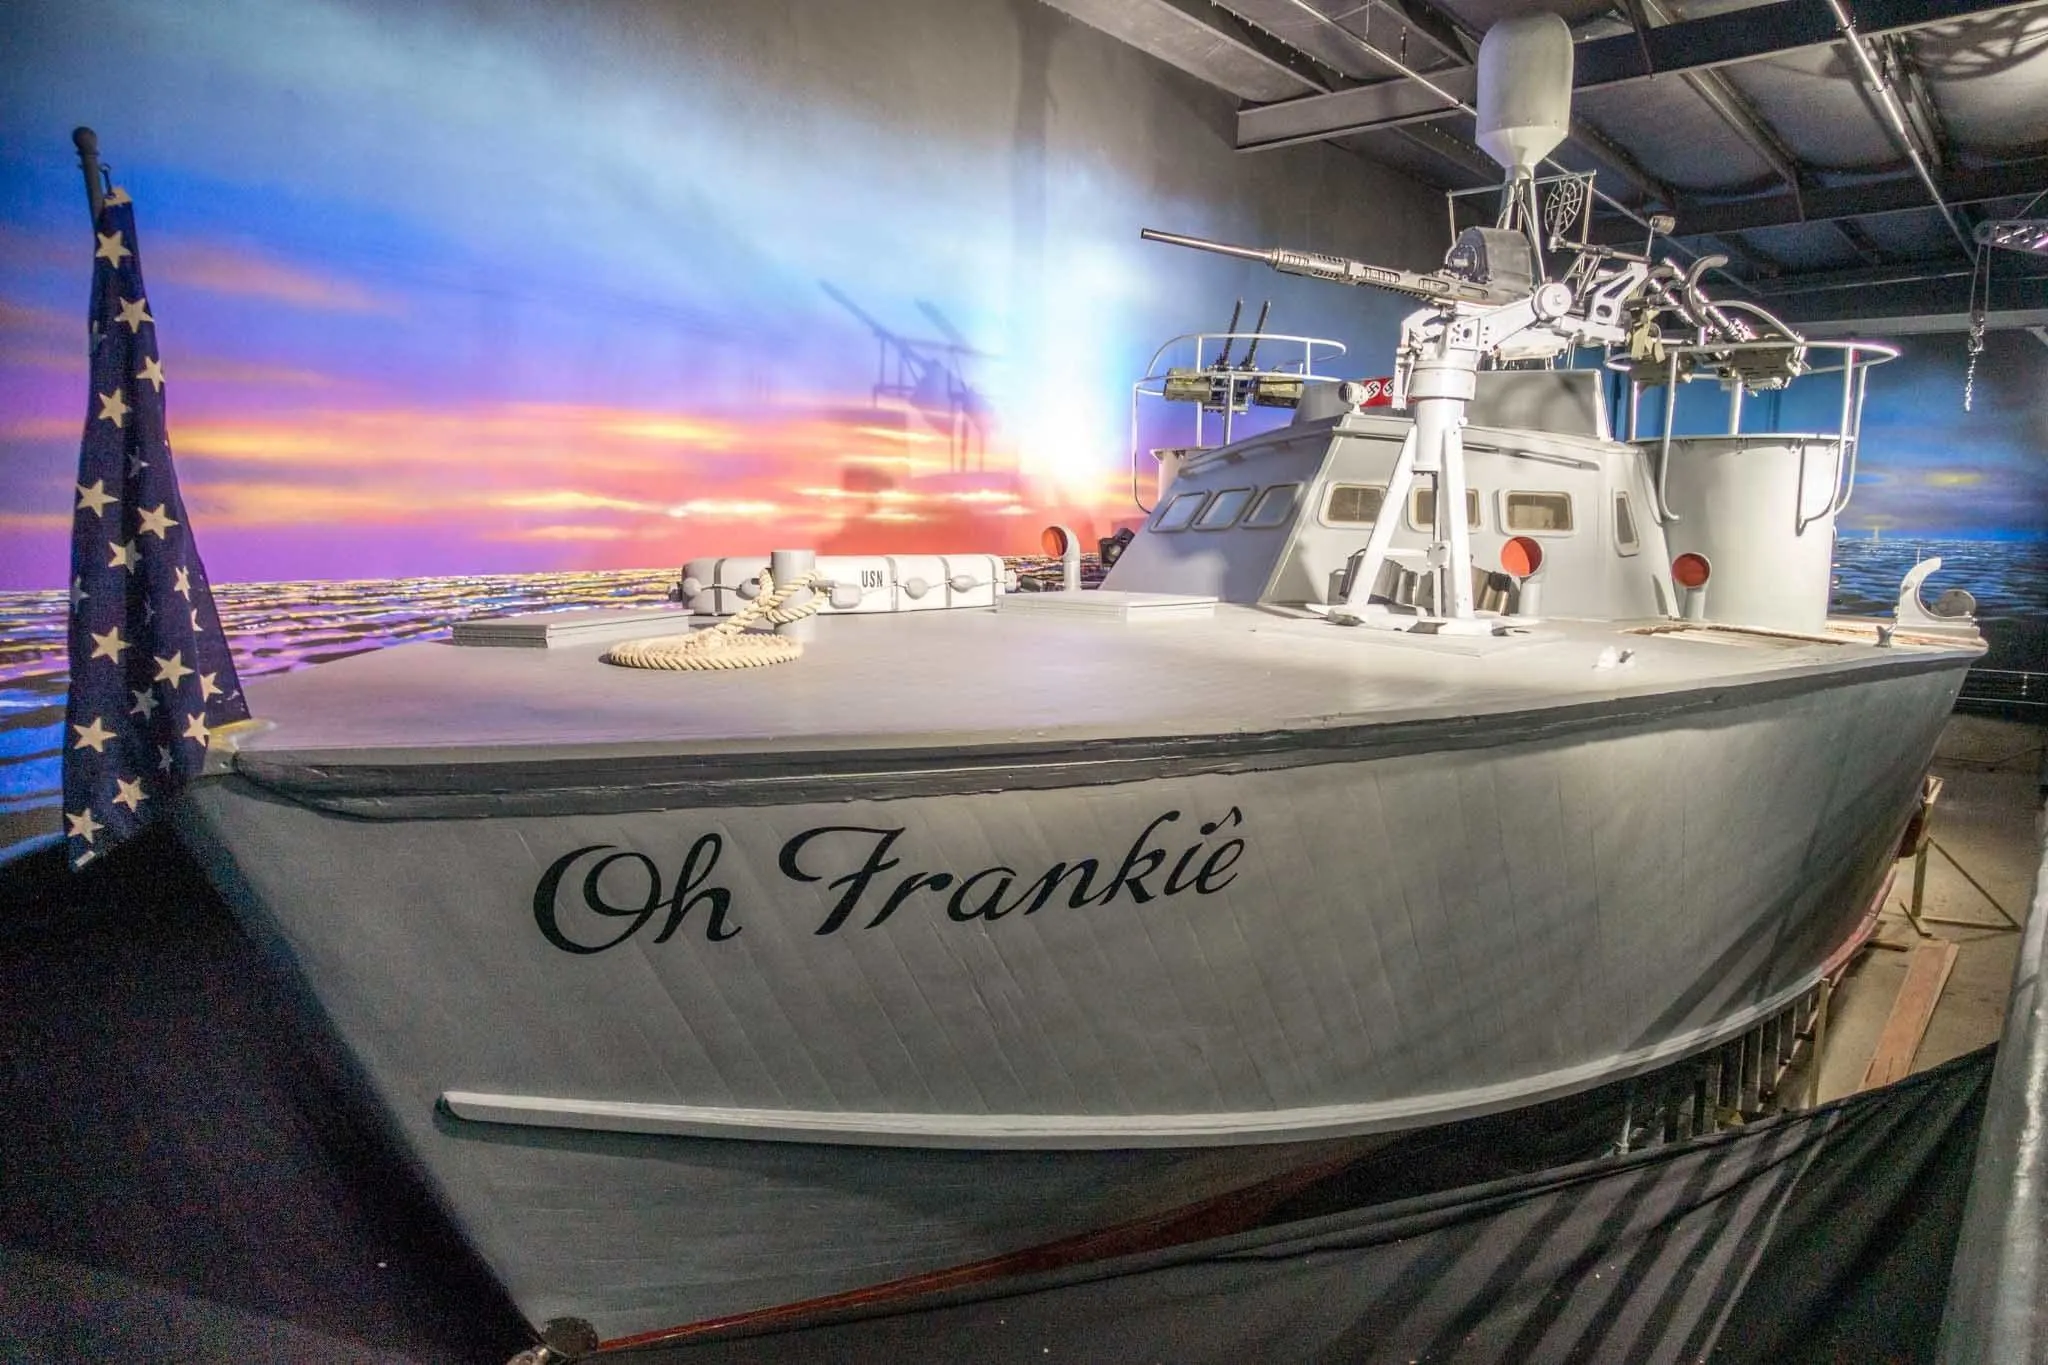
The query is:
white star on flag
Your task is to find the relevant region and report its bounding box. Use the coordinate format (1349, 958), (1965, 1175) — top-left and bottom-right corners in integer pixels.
(136, 503), (179, 539)
(89, 625), (128, 664)
(153, 651), (194, 688)
(137, 356), (165, 391)
(130, 687), (159, 719)
(77, 480), (117, 516)
(183, 712), (212, 749)
(94, 230), (131, 267)
(172, 565), (192, 599)
(198, 672), (223, 701)
(108, 539), (139, 571)
(72, 716), (116, 752)
(66, 808), (104, 844)
(158, 745), (175, 774)
(70, 577), (89, 612)
(115, 296), (152, 332)
(113, 777), (148, 813)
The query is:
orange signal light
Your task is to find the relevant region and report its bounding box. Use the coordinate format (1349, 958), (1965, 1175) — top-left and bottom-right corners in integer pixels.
(1672, 552), (1712, 590)
(1500, 535), (1544, 578)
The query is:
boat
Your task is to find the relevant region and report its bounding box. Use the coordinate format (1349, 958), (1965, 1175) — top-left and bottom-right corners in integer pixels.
(170, 16), (1982, 1345)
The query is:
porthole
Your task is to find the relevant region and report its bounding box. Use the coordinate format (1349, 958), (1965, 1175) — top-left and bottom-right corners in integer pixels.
(1408, 485), (1482, 532)
(1503, 490), (1575, 534)
(1613, 492), (1640, 555)
(1322, 483), (1386, 526)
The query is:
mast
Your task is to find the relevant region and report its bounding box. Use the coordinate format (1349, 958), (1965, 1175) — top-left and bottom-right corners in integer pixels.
(73, 126), (107, 222)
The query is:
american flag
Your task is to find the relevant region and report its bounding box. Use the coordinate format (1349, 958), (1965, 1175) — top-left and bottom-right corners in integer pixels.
(63, 185), (249, 870)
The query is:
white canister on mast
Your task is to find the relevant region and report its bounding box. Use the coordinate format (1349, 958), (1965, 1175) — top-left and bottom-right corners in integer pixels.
(1476, 13), (1574, 177)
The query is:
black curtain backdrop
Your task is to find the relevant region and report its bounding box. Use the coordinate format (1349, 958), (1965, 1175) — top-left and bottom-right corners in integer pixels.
(625, 1052), (1986, 1364)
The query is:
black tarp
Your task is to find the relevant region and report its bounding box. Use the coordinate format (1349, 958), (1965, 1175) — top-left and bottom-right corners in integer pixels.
(615, 1051), (1991, 1364)
(0, 833), (1995, 1364)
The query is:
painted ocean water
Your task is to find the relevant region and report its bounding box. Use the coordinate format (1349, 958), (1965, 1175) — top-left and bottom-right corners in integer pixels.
(3, 544), (2040, 864)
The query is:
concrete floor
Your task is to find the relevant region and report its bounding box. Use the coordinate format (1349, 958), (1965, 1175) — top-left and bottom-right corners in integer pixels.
(1805, 714), (2046, 1105)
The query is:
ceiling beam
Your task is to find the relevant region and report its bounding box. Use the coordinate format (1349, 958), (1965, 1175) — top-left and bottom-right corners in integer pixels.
(1875, 31), (1952, 176)
(1636, 0), (1810, 216)
(1383, 120), (1500, 181)
(1750, 257), (2048, 294)
(1237, 0), (2038, 150)
(1795, 307), (2048, 335)
(1587, 156), (2048, 242)
(1773, 269), (2047, 324)
(1041, 0), (1325, 103)
(1833, 218), (1890, 263)
(1361, 0), (1471, 65)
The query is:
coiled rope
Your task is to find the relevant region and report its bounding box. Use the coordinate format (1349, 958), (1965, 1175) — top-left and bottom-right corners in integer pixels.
(604, 568), (826, 671)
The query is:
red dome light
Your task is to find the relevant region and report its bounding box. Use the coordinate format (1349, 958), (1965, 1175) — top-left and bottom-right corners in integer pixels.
(1672, 552), (1712, 590)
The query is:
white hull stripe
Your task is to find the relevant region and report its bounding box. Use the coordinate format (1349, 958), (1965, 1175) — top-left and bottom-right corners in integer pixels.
(442, 956), (1834, 1150)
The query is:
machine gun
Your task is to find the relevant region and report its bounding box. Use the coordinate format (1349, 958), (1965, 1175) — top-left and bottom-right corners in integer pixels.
(1140, 227), (1534, 309)
(1159, 297), (1310, 413)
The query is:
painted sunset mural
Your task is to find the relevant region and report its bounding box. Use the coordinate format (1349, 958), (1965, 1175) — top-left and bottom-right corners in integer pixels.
(3, 0), (2041, 593)
(0, 0), (1434, 592)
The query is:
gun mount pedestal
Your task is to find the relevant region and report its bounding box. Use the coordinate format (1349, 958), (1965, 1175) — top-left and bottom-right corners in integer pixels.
(1332, 285), (1573, 635)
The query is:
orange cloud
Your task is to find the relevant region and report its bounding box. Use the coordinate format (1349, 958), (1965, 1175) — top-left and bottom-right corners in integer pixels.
(0, 345), (77, 373)
(0, 298), (74, 339)
(176, 357), (338, 388)
(0, 417), (77, 442)
(23, 392), (1111, 565)
(188, 480), (436, 526)
(500, 524), (634, 541)
(153, 239), (401, 316)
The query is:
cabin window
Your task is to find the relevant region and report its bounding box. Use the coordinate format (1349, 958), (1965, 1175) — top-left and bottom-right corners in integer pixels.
(1407, 486), (1482, 532)
(1613, 492), (1640, 555)
(1195, 487), (1256, 530)
(1504, 490), (1575, 534)
(1151, 490), (1209, 533)
(1243, 484), (1300, 529)
(1322, 483), (1386, 526)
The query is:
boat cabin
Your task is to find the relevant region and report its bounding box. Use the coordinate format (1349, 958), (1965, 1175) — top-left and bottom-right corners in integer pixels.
(1105, 369), (1676, 622)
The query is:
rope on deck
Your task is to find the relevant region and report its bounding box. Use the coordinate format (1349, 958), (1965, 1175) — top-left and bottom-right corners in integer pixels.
(603, 568), (823, 671)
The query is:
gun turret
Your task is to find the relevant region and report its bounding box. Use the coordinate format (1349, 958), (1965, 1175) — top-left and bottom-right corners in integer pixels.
(1139, 228), (1524, 307)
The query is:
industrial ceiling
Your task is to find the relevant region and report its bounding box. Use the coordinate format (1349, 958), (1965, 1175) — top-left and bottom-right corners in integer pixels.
(1043, 0), (2048, 333)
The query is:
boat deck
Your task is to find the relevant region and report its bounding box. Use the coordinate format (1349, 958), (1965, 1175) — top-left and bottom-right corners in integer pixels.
(213, 603), (1978, 817)
(226, 604), (1970, 761)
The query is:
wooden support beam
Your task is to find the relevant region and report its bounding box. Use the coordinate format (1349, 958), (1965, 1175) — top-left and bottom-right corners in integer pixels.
(1859, 938), (1959, 1090)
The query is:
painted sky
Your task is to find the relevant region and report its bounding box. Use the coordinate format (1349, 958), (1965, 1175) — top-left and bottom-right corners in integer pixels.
(1830, 331), (2048, 540)
(0, 0), (2037, 592)
(0, 0), (1430, 590)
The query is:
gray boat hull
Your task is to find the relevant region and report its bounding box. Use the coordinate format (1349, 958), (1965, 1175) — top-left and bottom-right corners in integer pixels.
(179, 653), (1964, 1338)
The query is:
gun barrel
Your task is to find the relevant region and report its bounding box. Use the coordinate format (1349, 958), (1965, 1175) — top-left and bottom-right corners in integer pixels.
(1141, 227), (1515, 306)
(1139, 229), (1275, 266)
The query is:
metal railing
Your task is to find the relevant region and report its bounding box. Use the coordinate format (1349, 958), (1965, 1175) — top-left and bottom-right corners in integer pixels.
(1957, 668), (2048, 713)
